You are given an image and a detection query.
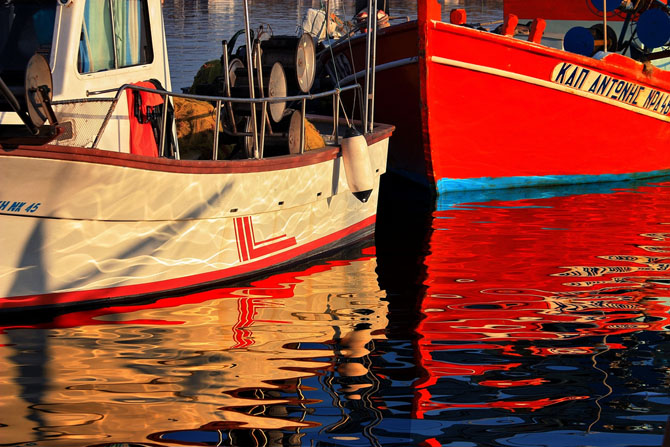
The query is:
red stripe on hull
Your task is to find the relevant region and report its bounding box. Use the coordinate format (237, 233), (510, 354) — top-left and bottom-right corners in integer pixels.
(0, 215), (377, 311)
(235, 217), (250, 262)
(236, 216), (297, 260)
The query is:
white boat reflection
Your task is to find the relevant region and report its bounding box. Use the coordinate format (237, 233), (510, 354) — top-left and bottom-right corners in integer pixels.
(0, 249), (388, 446)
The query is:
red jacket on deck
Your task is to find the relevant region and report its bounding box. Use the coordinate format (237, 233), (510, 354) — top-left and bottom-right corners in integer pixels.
(127, 81), (164, 157)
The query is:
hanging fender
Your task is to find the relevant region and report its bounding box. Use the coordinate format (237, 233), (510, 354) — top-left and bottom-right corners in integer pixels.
(341, 126), (374, 203)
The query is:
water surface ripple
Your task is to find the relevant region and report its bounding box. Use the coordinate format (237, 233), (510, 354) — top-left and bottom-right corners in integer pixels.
(2, 1), (670, 446)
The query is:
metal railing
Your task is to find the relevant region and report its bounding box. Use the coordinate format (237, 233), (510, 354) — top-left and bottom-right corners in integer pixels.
(87, 82), (364, 160)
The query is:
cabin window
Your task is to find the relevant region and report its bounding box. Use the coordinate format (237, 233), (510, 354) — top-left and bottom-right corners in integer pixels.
(78, 0), (153, 74)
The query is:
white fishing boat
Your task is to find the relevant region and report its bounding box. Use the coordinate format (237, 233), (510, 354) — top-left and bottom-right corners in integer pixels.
(0, 0), (392, 311)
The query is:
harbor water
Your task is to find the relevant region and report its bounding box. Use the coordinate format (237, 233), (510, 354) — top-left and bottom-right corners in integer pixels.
(2, 1), (670, 446)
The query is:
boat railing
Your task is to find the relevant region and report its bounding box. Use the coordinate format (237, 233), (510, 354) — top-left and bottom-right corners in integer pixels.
(64, 82), (364, 161)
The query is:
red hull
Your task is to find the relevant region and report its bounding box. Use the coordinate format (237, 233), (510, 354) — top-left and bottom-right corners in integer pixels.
(323, 6), (670, 191)
(320, 22), (428, 184)
(426, 20), (670, 190)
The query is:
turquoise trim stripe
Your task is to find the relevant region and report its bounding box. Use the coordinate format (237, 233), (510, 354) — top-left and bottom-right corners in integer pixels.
(437, 175), (670, 211)
(436, 170), (670, 195)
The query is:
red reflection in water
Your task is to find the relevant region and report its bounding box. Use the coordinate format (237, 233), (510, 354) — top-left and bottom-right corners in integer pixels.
(0, 247), (377, 335)
(479, 378), (549, 387)
(416, 388), (589, 413)
(414, 182), (670, 417)
(1, 244), (389, 446)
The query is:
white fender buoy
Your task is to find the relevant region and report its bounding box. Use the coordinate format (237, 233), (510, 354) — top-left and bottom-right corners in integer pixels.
(341, 126), (374, 203)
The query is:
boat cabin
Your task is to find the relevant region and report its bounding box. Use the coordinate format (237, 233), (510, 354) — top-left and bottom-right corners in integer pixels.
(1, 0), (346, 161)
(0, 0), (171, 153)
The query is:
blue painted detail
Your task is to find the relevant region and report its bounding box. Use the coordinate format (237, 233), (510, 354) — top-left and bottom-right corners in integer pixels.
(25, 203), (41, 213)
(564, 27), (595, 57)
(637, 8), (670, 49)
(437, 172), (670, 211)
(0, 201), (41, 214)
(7, 201), (26, 212)
(590, 0), (622, 12)
(436, 170), (670, 195)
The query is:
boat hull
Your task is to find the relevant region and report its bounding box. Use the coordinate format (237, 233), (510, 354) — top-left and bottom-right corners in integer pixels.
(322, 17), (670, 193)
(0, 130), (390, 311)
(425, 20), (670, 193)
(320, 22), (428, 186)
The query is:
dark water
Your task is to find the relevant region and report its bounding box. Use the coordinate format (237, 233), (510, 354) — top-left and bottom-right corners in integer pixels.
(3, 1), (670, 446)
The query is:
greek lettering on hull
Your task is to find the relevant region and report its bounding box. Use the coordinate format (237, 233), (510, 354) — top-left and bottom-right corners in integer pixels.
(551, 62), (670, 116)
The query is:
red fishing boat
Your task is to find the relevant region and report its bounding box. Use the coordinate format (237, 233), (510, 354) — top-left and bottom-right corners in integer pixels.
(319, 0), (670, 193)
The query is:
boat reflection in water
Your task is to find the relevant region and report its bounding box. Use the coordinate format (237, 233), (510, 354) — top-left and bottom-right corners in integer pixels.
(0, 246), (391, 447)
(406, 179), (670, 445)
(3, 178), (670, 446)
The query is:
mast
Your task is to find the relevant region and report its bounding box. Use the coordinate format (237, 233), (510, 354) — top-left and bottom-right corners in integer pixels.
(603, 0), (608, 53)
(363, 0), (374, 133)
(242, 0), (260, 158)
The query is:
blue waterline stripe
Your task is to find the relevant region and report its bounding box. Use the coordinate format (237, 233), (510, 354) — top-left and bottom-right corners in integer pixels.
(436, 173), (670, 211)
(436, 170), (670, 194)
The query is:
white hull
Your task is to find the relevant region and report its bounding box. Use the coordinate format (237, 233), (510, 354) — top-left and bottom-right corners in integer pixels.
(0, 0), (393, 311)
(0, 135), (389, 309)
